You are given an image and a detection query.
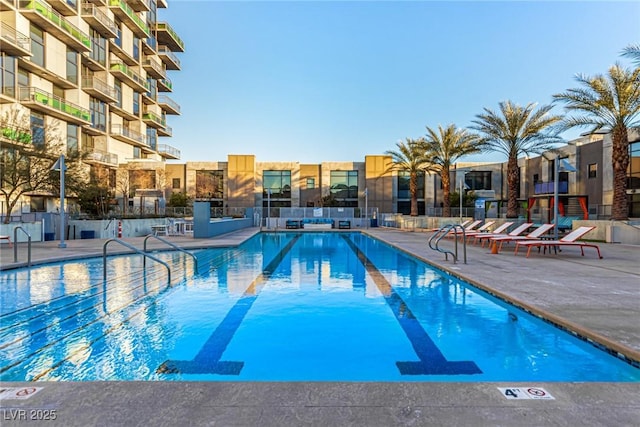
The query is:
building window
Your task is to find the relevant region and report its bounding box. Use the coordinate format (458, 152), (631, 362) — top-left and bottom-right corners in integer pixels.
(30, 25), (44, 67)
(133, 36), (140, 61)
(629, 141), (640, 190)
(89, 97), (106, 131)
(533, 174), (539, 184)
(128, 169), (156, 197)
(330, 170), (358, 206)
(30, 112), (44, 147)
(172, 178), (181, 189)
(397, 170), (425, 199)
(133, 146), (141, 159)
(465, 171), (492, 190)
(196, 170), (224, 200)
(146, 127), (157, 150)
(133, 91), (140, 115)
(114, 80), (122, 107)
(67, 124), (78, 155)
(0, 53), (16, 98)
(90, 30), (106, 66)
(263, 170), (291, 198)
(588, 163), (597, 179)
(66, 48), (77, 84)
(306, 177), (315, 189)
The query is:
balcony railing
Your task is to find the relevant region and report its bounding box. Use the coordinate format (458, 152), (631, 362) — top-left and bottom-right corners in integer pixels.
(85, 149), (118, 166)
(108, 0), (149, 37)
(110, 123), (147, 146)
(1, 124), (32, 145)
(157, 77), (172, 92)
(142, 110), (166, 128)
(534, 181), (569, 195)
(49, 0), (77, 16)
(20, 0), (91, 51)
(19, 86), (91, 123)
(142, 57), (165, 79)
(157, 124), (171, 137)
(81, 1), (118, 38)
(158, 143), (180, 159)
(155, 21), (184, 52)
(109, 60), (149, 91)
(157, 94), (180, 115)
(81, 75), (117, 101)
(0, 21), (31, 56)
(157, 46), (180, 70)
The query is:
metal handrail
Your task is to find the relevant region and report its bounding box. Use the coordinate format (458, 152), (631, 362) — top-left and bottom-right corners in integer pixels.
(143, 234), (198, 273)
(427, 224), (467, 264)
(13, 226), (32, 266)
(103, 238), (171, 286)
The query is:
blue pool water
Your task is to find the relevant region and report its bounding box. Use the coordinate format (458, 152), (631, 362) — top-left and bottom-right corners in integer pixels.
(1, 232), (638, 381)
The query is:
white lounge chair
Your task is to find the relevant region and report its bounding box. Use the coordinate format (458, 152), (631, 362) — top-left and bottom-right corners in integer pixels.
(514, 226), (602, 258)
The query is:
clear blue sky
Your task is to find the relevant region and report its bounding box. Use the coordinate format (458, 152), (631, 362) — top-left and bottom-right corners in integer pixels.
(160, 1), (640, 164)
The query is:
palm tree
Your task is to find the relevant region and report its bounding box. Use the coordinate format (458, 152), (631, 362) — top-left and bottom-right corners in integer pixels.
(553, 64), (640, 220)
(470, 101), (563, 218)
(621, 44), (640, 66)
(418, 124), (482, 217)
(385, 138), (436, 216)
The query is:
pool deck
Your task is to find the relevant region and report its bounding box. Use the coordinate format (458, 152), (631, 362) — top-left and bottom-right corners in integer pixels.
(1, 227), (639, 426)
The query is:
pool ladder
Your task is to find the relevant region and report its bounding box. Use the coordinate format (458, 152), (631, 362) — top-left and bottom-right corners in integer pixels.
(13, 226), (32, 267)
(103, 238), (173, 287)
(428, 224), (467, 264)
(143, 234), (198, 273)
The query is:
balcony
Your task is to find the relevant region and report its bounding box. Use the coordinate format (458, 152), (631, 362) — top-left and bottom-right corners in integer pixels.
(155, 22), (184, 53)
(1, 124), (32, 148)
(157, 94), (180, 115)
(142, 109), (166, 128)
(157, 143), (180, 159)
(157, 76), (172, 92)
(84, 149), (118, 166)
(534, 181), (569, 195)
(81, 50), (107, 71)
(18, 86), (91, 125)
(127, 0), (148, 12)
(141, 88), (155, 104)
(109, 99), (138, 121)
(81, 75), (118, 103)
(20, 0), (91, 52)
(142, 57), (165, 79)
(157, 0), (167, 8)
(142, 35), (156, 54)
(48, 0), (77, 16)
(110, 123), (147, 147)
(0, 21), (31, 56)
(157, 46), (180, 70)
(18, 57), (77, 88)
(109, 29), (137, 66)
(107, 0), (149, 38)
(157, 124), (171, 137)
(81, 2), (118, 38)
(109, 60), (149, 92)
(82, 121), (107, 135)
(1, 0), (18, 11)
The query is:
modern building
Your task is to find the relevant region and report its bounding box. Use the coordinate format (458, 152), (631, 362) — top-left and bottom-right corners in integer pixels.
(1, 0), (183, 215)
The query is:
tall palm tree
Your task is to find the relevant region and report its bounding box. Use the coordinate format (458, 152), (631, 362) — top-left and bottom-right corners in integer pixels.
(470, 101), (563, 218)
(621, 44), (640, 66)
(553, 64), (640, 220)
(385, 138), (435, 216)
(418, 124), (482, 217)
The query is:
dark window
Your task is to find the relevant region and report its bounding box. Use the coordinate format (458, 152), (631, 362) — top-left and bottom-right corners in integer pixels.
(0, 53), (16, 98)
(30, 25), (44, 67)
(264, 170), (291, 198)
(146, 127), (156, 150)
(30, 196), (45, 212)
(330, 170), (358, 199)
(629, 141), (640, 190)
(588, 163), (597, 179)
(67, 124), (78, 155)
(397, 170), (425, 199)
(30, 112), (44, 147)
(306, 177), (315, 189)
(90, 30), (106, 66)
(465, 171), (492, 190)
(196, 170), (224, 200)
(533, 174), (539, 184)
(66, 48), (77, 84)
(89, 97), (106, 131)
(172, 178), (181, 189)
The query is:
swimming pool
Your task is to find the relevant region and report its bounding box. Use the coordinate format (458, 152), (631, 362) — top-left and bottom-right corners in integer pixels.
(1, 232), (638, 381)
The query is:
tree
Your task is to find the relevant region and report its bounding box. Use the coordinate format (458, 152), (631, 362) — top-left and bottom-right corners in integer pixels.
(0, 108), (86, 223)
(621, 44), (640, 66)
(418, 124), (482, 217)
(385, 138), (436, 216)
(553, 64), (640, 220)
(470, 101), (563, 218)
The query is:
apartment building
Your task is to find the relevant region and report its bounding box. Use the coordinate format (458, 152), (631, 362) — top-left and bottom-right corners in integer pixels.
(0, 0), (183, 215)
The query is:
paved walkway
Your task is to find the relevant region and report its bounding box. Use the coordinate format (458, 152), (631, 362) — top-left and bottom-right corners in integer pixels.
(1, 227), (639, 426)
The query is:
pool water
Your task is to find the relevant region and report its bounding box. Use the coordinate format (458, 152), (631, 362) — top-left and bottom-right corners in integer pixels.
(1, 232), (638, 381)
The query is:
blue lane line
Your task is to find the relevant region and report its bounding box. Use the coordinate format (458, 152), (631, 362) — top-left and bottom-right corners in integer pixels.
(157, 235), (301, 376)
(341, 236), (481, 375)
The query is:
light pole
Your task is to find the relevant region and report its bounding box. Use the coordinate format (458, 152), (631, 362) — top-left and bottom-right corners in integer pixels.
(52, 155), (66, 248)
(552, 154), (577, 240)
(266, 188), (271, 229)
(364, 187), (368, 229)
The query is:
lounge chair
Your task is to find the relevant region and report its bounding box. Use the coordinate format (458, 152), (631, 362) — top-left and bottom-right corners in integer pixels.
(489, 223), (556, 252)
(467, 222), (514, 244)
(427, 219), (471, 232)
(474, 222), (533, 247)
(514, 226), (602, 258)
(452, 221), (495, 239)
(443, 220), (483, 238)
(0, 235), (12, 247)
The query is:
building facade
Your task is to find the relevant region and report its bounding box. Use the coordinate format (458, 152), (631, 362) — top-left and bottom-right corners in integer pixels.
(1, 0), (183, 216)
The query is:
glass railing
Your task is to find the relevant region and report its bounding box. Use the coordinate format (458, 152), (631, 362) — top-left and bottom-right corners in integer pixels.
(21, 0), (91, 49)
(158, 143), (180, 158)
(534, 181), (569, 194)
(142, 110), (166, 127)
(109, 61), (150, 91)
(19, 86), (90, 121)
(81, 76), (117, 99)
(156, 22), (184, 51)
(110, 123), (147, 145)
(158, 77), (172, 91)
(108, 0), (149, 36)
(1, 125), (32, 144)
(157, 46), (180, 68)
(143, 57), (164, 76)
(0, 21), (31, 52)
(157, 95), (180, 113)
(85, 149), (118, 165)
(81, 2), (117, 36)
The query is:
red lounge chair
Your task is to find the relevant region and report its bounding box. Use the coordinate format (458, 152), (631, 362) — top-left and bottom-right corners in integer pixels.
(474, 223), (533, 247)
(466, 221), (513, 244)
(514, 226), (602, 258)
(489, 223), (556, 252)
(0, 235), (12, 247)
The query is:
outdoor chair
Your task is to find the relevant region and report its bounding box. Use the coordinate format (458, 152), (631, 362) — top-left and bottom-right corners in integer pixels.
(514, 226), (602, 258)
(474, 223), (533, 247)
(489, 223), (556, 253)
